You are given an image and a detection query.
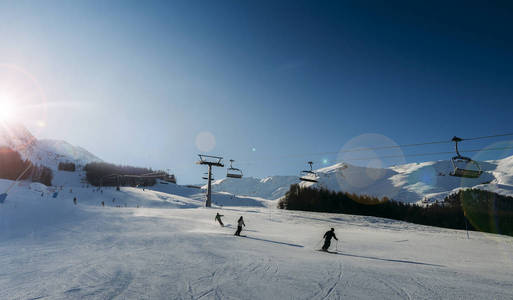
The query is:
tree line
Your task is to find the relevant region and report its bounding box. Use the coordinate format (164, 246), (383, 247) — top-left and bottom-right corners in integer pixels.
(278, 184), (513, 236)
(0, 147), (53, 186)
(84, 162), (157, 186)
(58, 162), (76, 172)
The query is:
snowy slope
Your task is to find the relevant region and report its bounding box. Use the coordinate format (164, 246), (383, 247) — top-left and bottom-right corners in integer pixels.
(207, 176), (300, 200)
(29, 139), (101, 168)
(0, 178), (512, 299)
(0, 122), (101, 169)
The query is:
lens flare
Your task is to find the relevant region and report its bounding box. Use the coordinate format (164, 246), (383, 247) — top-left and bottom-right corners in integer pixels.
(195, 131), (216, 152)
(335, 133), (406, 204)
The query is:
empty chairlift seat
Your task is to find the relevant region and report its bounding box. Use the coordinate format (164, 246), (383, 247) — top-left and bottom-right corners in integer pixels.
(299, 161), (318, 183)
(449, 136), (483, 179)
(226, 160), (243, 179)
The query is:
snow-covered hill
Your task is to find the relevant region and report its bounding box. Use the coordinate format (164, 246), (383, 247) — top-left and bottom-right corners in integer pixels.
(29, 139), (101, 168)
(0, 122), (101, 169)
(209, 156), (513, 204)
(207, 176), (300, 200)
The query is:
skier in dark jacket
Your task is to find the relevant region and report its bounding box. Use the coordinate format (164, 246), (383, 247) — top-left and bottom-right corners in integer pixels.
(234, 216), (245, 236)
(215, 212), (224, 227)
(322, 228), (338, 251)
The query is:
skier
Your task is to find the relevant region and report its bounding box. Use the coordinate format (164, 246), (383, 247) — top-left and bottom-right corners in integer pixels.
(215, 212), (224, 227)
(101, 201), (105, 207)
(73, 197), (77, 205)
(321, 228), (338, 251)
(234, 216), (245, 236)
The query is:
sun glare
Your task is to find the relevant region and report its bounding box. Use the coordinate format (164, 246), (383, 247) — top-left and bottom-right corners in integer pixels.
(0, 98), (16, 121)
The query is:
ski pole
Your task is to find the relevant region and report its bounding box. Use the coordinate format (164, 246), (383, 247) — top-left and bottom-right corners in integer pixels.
(316, 237), (324, 249)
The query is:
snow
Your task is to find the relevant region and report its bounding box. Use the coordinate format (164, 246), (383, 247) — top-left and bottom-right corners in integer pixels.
(1, 124), (513, 298)
(210, 157), (513, 205)
(31, 139), (101, 167)
(300, 160), (508, 204)
(1, 172), (512, 299)
(0, 122), (101, 169)
(4, 122), (513, 205)
(207, 176), (300, 200)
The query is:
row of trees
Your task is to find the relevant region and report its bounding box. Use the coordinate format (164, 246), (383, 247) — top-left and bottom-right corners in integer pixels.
(58, 162), (76, 172)
(278, 185), (513, 236)
(84, 162), (157, 186)
(0, 147), (53, 186)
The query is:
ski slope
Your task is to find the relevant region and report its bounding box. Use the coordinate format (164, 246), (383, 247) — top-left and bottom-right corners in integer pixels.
(1, 174), (512, 299)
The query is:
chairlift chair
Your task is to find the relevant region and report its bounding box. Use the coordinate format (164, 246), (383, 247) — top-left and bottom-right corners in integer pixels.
(299, 161), (318, 183)
(449, 136), (483, 178)
(226, 160), (243, 179)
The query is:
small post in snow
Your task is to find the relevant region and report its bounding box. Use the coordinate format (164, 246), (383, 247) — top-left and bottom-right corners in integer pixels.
(464, 211), (470, 239)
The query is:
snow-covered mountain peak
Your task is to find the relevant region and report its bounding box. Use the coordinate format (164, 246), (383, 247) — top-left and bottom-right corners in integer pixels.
(0, 122), (101, 169)
(0, 121), (37, 152)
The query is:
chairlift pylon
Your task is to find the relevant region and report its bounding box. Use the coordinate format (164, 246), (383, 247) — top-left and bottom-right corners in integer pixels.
(203, 172), (214, 181)
(299, 161), (318, 183)
(226, 159), (243, 179)
(449, 136), (483, 178)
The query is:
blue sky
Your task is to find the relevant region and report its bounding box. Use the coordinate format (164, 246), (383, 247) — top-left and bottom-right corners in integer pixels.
(1, 1), (512, 183)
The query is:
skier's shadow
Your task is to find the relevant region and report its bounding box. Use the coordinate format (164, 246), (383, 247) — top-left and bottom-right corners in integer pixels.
(241, 236), (304, 248)
(334, 252), (445, 267)
(224, 224), (257, 232)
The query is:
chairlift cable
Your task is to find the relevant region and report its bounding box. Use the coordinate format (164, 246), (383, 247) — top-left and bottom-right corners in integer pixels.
(238, 131), (513, 164)
(303, 145), (513, 165)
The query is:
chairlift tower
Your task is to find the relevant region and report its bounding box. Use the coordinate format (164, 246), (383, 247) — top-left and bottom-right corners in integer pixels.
(196, 154), (224, 207)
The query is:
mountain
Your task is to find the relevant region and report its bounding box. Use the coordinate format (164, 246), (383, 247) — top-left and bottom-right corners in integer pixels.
(30, 139), (101, 168)
(209, 157), (513, 204)
(0, 122), (101, 169)
(0, 122), (37, 153)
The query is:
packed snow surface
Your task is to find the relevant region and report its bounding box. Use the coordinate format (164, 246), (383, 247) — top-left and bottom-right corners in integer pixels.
(1, 170), (512, 299)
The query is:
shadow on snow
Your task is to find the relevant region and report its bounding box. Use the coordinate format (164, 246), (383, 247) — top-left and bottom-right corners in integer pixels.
(334, 252), (445, 267)
(240, 235), (304, 248)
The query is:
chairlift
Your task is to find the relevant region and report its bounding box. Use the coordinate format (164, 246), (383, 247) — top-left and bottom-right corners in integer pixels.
(226, 160), (243, 179)
(449, 136), (483, 178)
(299, 161), (318, 183)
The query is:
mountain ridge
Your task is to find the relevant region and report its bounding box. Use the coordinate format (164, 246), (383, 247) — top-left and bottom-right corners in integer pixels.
(0, 122), (101, 169)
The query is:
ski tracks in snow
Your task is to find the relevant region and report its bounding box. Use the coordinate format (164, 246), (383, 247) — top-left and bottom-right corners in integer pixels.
(182, 255), (281, 299)
(374, 277), (412, 300)
(311, 261), (344, 300)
